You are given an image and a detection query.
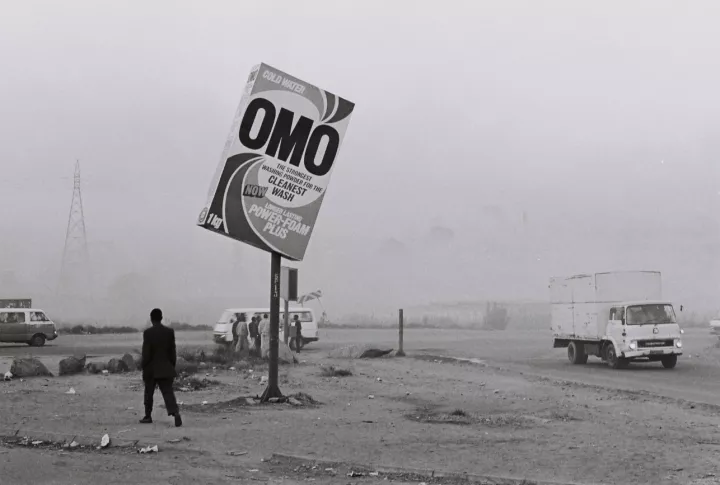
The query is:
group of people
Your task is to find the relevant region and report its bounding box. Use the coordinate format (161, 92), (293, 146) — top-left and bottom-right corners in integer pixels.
(232, 312), (303, 355)
(138, 308), (305, 428)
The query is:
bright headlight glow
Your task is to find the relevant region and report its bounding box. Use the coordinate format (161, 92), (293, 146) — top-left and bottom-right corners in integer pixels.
(676, 340), (683, 348)
(629, 341), (637, 350)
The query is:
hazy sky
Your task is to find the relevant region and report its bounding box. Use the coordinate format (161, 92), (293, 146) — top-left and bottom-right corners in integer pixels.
(1, 1), (718, 321)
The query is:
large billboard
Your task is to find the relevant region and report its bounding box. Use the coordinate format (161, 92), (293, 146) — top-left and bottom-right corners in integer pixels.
(197, 63), (355, 261)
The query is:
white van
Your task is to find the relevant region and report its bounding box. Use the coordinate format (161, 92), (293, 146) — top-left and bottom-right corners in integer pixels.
(0, 308), (59, 347)
(212, 307), (319, 347)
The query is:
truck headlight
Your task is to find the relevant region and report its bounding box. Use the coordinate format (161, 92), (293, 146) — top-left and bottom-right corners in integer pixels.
(629, 341), (637, 350)
(680, 329), (684, 334)
(676, 340), (683, 348)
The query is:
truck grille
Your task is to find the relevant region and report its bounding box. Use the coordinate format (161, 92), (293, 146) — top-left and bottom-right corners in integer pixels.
(637, 339), (673, 348)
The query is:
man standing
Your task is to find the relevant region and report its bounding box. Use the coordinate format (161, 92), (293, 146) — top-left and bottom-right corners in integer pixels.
(259, 313), (270, 358)
(290, 314), (303, 353)
(140, 308), (182, 427)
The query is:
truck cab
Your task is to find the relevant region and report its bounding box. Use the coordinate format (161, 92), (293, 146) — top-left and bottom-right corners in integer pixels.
(603, 301), (683, 368)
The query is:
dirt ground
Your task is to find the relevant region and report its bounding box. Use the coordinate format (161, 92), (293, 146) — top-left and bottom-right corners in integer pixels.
(2, 333), (720, 484)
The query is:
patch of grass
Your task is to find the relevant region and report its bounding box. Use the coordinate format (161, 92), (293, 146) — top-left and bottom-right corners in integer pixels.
(450, 408), (468, 417)
(178, 347), (207, 363)
(319, 365), (352, 377)
(59, 324), (139, 335)
(288, 392), (320, 405)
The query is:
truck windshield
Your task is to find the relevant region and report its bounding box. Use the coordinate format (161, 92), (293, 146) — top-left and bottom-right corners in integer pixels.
(626, 304), (676, 325)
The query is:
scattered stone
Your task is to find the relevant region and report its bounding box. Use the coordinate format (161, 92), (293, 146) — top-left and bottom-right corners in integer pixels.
(31, 440), (43, 446)
(245, 397), (258, 405)
(10, 358), (53, 378)
(227, 450), (248, 456)
(107, 358), (129, 374)
(288, 398), (302, 406)
(102, 370), (109, 375)
(4, 371), (12, 381)
(86, 362), (107, 374)
(100, 434), (110, 448)
(65, 387), (76, 395)
(121, 354), (136, 371)
(68, 441), (79, 449)
(139, 445), (158, 454)
(198, 362), (208, 370)
(59, 356), (86, 376)
(348, 471), (365, 477)
(368, 395), (375, 399)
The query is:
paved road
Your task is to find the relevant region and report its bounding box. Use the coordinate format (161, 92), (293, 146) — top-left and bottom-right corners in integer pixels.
(2, 326), (718, 407)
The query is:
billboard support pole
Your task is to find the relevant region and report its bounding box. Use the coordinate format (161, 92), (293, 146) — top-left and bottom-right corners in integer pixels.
(283, 298), (290, 345)
(260, 251), (283, 402)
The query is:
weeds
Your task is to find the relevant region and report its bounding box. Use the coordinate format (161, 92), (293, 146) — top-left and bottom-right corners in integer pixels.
(174, 375), (221, 392)
(450, 408), (468, 417)
(319, 365), (353, 377)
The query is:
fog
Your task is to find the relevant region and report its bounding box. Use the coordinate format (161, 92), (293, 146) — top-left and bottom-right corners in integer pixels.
(1, 0), (718, 325)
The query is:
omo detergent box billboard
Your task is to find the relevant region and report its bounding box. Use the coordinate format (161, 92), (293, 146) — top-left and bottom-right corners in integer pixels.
(197, 63), (355, 261)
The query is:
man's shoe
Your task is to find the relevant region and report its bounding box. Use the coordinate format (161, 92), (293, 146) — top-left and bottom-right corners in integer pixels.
(139, 416), (152, 424)
(174, 413), (182, 427)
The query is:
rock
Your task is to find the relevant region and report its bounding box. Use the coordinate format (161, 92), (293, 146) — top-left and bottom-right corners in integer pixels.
(121, 354), (136, 371)
(175, 358), (198, 375)
(198, 362), (208, 370)
(65, 387), (76, 394)
(86, 362), (107, 374)
(59, 355), (86, 376)
(327, 344), (394, 359)
(107, 358), (129, 374)
(10, 358), (53, 378)
(100, 434), (110, 448)
(288, 397), (302, 406)
(4, 371), (12, 381)
(132, 353), (142, 370)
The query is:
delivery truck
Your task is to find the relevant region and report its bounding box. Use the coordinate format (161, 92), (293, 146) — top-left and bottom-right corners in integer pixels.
(550, 271), (683, 369)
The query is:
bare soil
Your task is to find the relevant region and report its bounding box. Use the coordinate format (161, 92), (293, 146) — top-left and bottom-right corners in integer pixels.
(2, 333), (720, 484)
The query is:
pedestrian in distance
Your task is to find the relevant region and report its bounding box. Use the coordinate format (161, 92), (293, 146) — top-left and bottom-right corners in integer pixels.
(140, 308), (182, 427)
(248, 316), (260, 357)
(290, 314), (303, 353)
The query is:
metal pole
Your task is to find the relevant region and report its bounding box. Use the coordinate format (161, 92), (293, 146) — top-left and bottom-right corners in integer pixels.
(260, 252), (283, 402)
(283, 298), (290, 345)
(396, 308), (405, 357)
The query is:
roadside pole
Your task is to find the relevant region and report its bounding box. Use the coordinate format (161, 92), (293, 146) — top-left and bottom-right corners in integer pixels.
(283, 298), (290, 345)
(261, 252), (282, 402)
(396, 308), (405, 357)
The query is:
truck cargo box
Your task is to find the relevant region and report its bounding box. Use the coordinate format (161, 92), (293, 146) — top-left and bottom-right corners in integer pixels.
(550, 271), (662, 340)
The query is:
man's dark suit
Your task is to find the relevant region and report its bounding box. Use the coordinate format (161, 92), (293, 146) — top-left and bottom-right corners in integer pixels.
(141, 323), (179, 417)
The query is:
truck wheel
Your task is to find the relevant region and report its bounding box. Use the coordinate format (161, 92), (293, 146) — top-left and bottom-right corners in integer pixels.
(605, 343), (628, 369)
(661, 355), (677, 369)
(567, 342), (588, 364)
(30, 334), (46, 347)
